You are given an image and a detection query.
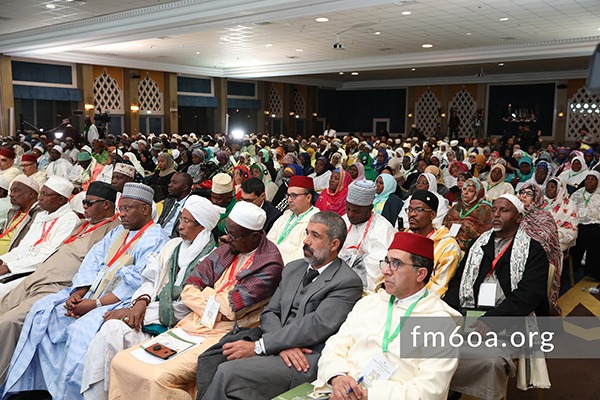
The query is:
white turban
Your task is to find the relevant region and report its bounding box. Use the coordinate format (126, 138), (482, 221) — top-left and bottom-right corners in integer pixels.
(52, 145), (64, 154)
(497, 194), (525, 214)
(183, 195), (225, 231)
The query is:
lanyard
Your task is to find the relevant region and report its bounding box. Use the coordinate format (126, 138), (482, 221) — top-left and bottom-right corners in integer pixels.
(106, 220), (153, 268)
(277, 206), (313, 245)
(216, 253), (255, 294)
(63, 214), (118, 244)
(33, 218), (59, 246)
(426, 229), (435, 238)
(459, 200), (482, 219)
(583, 191), (593, 207)
(346, 213), (374, 252)
(487, 239), (513, 277)
(0, 211), (27, 240)
(382, 290), (428, 353)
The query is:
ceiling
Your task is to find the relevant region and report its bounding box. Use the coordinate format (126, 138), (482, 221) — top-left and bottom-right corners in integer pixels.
(0, 0), (599, 88)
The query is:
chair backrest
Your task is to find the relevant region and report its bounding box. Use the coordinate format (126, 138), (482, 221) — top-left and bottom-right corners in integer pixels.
(547, 263), (556, 299)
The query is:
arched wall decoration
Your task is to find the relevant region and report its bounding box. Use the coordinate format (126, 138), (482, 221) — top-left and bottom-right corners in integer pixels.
(138, 73), (164, 115)
(449, 88), (476, 138)
(567, 85), (600, 142)
(293, 90), (306, 118)
(416, 89), (441, 136)
(93, 68), (123, 114)
(268, 87), (282, 118)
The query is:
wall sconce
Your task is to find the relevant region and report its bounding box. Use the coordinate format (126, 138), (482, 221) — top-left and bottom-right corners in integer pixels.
(289, 111), (295, 116)
(146, 110), (152, 114)
(131, 105), (140, 112)
(441, 113), (447, 118)
(312, 112), (318, 117)
(408, 113), (413, 118)
(557, 111), (565, 118)
(264, 111), (270, 115)
(84, 104), (94, 110)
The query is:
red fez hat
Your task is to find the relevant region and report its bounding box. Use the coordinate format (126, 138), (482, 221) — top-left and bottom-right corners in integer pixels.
(388, 231), (434, 261)
(21, 154), (37, 163)
(0, 148), (15, 159)
(289, 175), (314, 190)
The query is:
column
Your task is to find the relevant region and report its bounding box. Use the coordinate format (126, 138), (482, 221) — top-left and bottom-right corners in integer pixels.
(0, 56), (15, 137)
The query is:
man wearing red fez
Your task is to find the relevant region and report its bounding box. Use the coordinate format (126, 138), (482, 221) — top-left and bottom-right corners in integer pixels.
(19, 153), (48, 188)
(267, 175), (319, 264)
(0, 148), (20, 184)
(313, 231), (461, 399)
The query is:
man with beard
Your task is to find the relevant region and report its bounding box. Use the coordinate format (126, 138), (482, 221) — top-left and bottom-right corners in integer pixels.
(197, 211), (362, 400)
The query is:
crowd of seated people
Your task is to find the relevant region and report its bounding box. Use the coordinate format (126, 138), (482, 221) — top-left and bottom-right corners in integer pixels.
(0, 124), (597, 399)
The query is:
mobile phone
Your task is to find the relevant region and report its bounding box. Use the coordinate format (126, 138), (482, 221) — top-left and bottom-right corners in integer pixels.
(144, 343), (177, 360)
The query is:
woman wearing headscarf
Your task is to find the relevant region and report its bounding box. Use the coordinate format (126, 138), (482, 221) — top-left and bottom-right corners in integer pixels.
(445, 171), (472, 206)
(145, 152), (177, 202)
(315, 168), (352, 216)
(308, 157), (333, 195)
(177, 150), (193, 173)
(236, 152), (252, 168)
(211, 150), (234, 178)
(508, 155), (534, 191)
(330, 151), (345, 170)
(258, 148), (277, 182)
(271, 164), (304, 212)
(485, 163), (514, 202)
(347, 161), (365, 182)
(373, 173), (403, 226)
(357, 145), (377, 181)
(250, 163), (278, 202)
(398, 172), (450, 229)
(233, 165), (250, 200)
(443, 178), (492, 251)
(123, 151), (145, 177)
(558, 155), (587, 195)
(298, 152), (315, 176)
(187, 149), (204, 184)
(445, 161), (466, 189)
(543, 177), (579, 253)
(517, 183), (562, 315)
(524, 160), (553, 192)
(425, 165), (448, 196)
(139, 149), (156, 174)
(471, 154), (489, 179)
(584, 148), (596, 169)
(371, 148), (389, 175)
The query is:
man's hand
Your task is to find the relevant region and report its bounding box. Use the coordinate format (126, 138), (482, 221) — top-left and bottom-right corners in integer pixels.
(0, 263), (10, 276)
(64, 292), (84, 315)
(329, 375), (367, 400)
(279, 347), (312, 372)
(103, 308), (131, 323)
(128, 301), (148, 331)
(222, 340), (255, 360)
(70, 299), (97, 318)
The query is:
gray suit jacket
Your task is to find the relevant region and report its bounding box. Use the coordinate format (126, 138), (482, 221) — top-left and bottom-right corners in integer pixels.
(260, 257), (363, 356)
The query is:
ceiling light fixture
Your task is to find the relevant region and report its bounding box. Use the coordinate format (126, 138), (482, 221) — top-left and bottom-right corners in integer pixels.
(498, 62), (505, 66)
(374, 31), (381, 35)
(422, 44), (433, 48)
(411, 68), (416, 71)
(351, 72), (359, 75)
(402, 11), (411, 15)
(466, 32), (472, 36)
(339, 72), (344, 75)
(265, 43), (272, 47)
(296, 48), (303, 52)
(46, 4), (56, 8)
(316, 17), (329, 22)
(196, 51), (200, 55)
(499, 17), (509, 21)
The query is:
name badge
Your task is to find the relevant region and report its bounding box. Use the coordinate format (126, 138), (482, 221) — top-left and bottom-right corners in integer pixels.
(579, 208), (588, 218)
(201, 295), (221, 329)
(359, 353), (398, 387)
(449, 223), (462, 237)
(477, 282), (497, 308)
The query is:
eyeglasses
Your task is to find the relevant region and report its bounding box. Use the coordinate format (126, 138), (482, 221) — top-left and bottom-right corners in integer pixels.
(224, 227), (249, 241)
(21, 163), (36, 168)
(180, 217), (199, 225)
(517, 189), (534, 197)
(286, 192), (308, 200)
(118, 204), (144, 213)
(82, 199), (105, 207)
(406, 206), (433, 214)
(379, 259), (420, 272)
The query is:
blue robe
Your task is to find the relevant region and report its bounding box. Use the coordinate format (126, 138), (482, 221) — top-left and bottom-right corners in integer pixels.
(2, 224), (168, 400)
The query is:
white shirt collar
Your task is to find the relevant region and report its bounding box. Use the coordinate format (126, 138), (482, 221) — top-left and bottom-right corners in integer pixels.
(395, 286), (427, 306)
(308, 259), (334, 275)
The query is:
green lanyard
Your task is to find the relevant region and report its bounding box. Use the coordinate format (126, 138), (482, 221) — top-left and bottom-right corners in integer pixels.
(583, 191), (593, 207)
(277, 206), (314, 245)
(459, 200), (482, 219)
(382, 290), (428, 353)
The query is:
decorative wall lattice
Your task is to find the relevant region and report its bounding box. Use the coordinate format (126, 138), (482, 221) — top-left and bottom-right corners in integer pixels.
(293, 90), (306, 118)
(567, 86), (600, 141)
(138, 73), (163, 115)
(449, 89), (476, 138)
(416, 89), (441, 136)
(93, 68), (123, 114)
(268, 87), (282, 118)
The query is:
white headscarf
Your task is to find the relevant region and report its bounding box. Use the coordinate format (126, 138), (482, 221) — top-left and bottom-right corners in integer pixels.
(124, 152), (145, 176)
(178, 195), (224, 267)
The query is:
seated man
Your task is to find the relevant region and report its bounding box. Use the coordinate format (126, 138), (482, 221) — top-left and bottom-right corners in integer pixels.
(267, 176), (319, 264)
(198, 211), (363, 400)
(404, 190), (462, 296)
(445, 194), (550, 400)
(111, 162), (158, 221)
(0, 148), (21, 184)
(0, 176), (41, 256)
(17, 153), (48, 188)
(340, 180), (395, 291)
(108, 201), (284, 400)
(0, 176), (80, 297)
(210, 173), (237, 240)
(81, 195), (222, 399)
(0, 182), (120, 386)
(313, 231), (461, 399)
(46, 145), (73, 179)
(2, 183), (168, 400)
(157, 172), (192, 238)
(239, 177), (282, 234)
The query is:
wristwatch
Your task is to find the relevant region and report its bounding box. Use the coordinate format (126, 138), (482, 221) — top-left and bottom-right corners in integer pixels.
(96, 298), (103, 308)
(254, 340), (264, 355)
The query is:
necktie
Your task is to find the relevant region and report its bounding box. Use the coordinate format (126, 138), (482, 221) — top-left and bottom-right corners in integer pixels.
(302, 268), (319, 287)
(161, 202), (179, 228)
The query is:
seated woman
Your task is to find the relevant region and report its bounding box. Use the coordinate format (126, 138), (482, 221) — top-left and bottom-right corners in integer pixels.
(232, 165), (250, 200)
(308, 157), (333, 195)
(445, 171), (472, 206)
(398, 172), (450, 229)
(543, 177), (579, 253)
(517, 183), (562, 315)
(145, 152), (177, 202)
(347, 161), (366, 182)
(485, 163), (514, 202)
(425, 165), (448, 196)
(250, 162), (278, 202)
(558, 155), (588, 195)
(373, 173), (403, 226)
(315, 168), (353, 216)
(508, 156), (534, 191)
(525, 160), (553, 192)
(443, 178), (492, 251)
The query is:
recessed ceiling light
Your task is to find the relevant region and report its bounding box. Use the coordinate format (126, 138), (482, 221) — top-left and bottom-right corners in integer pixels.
(374, 31), (381, 35)
(296, 48), (303, 52)
(339, 72), (344, 75)
(196, 51), (200, 55)
(411, 68), (416, 71)
(265, 43), (272, 47)
(46, 4), (56, 8)
(466, 32), (472, 36)
(316, 17), (329, 23)
(422, 44), (433, 48)
(498, 63), (505, 66)
(402, 11), (411, 15)
(351, 72), (359, 75)
(597, 27), (600, 31)
(499, 17), (509, 21)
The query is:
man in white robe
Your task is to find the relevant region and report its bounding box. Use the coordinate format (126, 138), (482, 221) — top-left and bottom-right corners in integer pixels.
(0, 148), (21, 184)
(340, 180), (395, 292)
(46, 145), (73, 179)
(0, 176), (80, 297)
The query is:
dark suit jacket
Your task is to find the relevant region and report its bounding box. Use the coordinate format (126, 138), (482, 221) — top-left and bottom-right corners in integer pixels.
(260, 257), (363, 355)
(261, 200), (282, 234)
(445, 232), (549, 317)
(157, 196), (184, 238)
